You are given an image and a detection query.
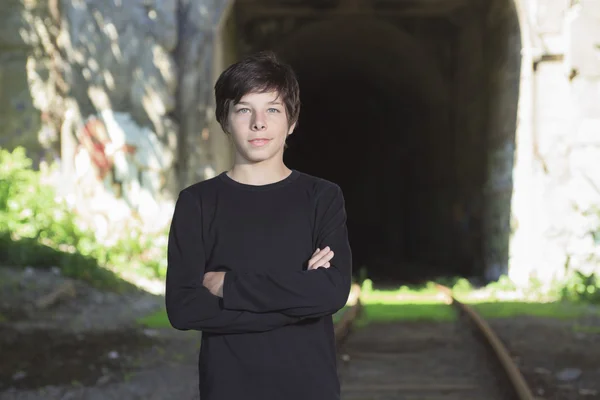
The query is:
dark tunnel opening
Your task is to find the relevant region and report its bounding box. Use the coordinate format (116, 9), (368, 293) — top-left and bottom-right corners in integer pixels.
(275, 19), (481, 284)
(229, 3), (521, 285)
(284, 75), (456, 284)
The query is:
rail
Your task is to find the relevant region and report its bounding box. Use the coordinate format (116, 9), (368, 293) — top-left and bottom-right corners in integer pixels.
(435, 283), (536, 400)
(333, 281), (536, 400)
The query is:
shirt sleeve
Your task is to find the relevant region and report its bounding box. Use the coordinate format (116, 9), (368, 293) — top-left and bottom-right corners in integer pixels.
(222, 183), (352, 318)
(165, 191), (300, 334)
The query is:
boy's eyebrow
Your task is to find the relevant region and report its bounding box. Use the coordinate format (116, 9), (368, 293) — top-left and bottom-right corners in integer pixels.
(235, 100), (283, 106)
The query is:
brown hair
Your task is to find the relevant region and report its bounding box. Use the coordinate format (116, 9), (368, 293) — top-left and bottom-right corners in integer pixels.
(214, 51), (301, 132)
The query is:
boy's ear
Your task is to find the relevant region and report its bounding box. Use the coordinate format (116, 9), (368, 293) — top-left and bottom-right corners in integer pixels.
(288, 122), (297, 135)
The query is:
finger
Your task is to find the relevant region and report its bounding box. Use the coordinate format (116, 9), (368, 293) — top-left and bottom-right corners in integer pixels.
(319, 250), (334, 264)
(308, 249), (319, 264)
(309, 250), (334, 269)
(309, 252), (334, 270)
(308, 253), (325, 270)
(308, 248), (329, 268)
(312, 261), (331, 270)
(310, 247), (331, 262)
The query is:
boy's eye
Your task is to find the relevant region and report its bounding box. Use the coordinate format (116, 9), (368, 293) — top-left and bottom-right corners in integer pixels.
(235, 107), (281, 113)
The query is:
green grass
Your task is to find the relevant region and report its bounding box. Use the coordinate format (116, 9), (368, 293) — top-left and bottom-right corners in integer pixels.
(469, 300), (594, 319)
(138, 309), (171, 328)
(353, 298), (596, 328)
(352, 278), (600, 328)
(356, 280), (455, 326)
(356, 303), (455, 327)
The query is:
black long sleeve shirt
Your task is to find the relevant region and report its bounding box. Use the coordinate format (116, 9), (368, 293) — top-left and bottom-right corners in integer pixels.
(165, 170), (352, 400)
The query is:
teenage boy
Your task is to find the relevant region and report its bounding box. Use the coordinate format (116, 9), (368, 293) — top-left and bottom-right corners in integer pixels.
(165, 50), (352, 400)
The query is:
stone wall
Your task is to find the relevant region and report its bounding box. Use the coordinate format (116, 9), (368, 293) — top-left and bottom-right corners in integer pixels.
(174, 0), (233, 187)
(54, 0), (182, 236)
(0, 0), (57, 163)
(0, 0), (233, 238)
(482, 0), (522, 281)
(509, 0), (600, 284)
(533, 0), (600, 279)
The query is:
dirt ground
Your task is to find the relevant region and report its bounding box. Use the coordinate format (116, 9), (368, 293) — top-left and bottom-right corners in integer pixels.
(0, 267), (202, 400)
(1, 266), (599, 399)
(0, 327), (155, 390)
(0, 325), (202, 400)
(489, 315), (600, 400)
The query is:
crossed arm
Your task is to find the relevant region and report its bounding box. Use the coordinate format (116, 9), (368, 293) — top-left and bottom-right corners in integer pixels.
(203, 246), (335, 299)
(165, 185), (352, 334)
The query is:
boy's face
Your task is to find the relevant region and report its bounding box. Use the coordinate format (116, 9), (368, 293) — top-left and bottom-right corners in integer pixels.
(226, 90), (296, 165)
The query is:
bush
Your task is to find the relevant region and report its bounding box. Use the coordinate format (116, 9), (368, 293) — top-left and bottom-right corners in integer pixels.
(559, 271), (600, 304)
(0, 146), (168, 290)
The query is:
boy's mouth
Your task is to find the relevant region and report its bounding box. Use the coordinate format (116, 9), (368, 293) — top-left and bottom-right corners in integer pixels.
(248, 139), (271, 147)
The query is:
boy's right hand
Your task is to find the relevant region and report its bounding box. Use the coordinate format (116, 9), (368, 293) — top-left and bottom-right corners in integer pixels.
(307, 247), (334, 270)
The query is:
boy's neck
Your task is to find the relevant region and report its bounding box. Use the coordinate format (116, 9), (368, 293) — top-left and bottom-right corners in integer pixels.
(227, 160), (292, 186)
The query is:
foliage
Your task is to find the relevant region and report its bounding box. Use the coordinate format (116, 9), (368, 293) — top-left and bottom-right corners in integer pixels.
(0, 146), (168, 290)
(559, 271), (600, 303)
(354, 280), (596, 326)
(560, 203), (600, 303)
(359, 270), (599, 307)
(585, 204), (600, 246)
(484, 275), (517, 292)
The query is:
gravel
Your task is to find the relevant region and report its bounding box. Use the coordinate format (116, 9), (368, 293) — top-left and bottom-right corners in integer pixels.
(0, 267), (202, 400)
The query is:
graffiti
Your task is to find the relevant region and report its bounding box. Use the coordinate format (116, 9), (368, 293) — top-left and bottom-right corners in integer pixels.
(76, 117), (114, 180)
(72, 111), (174, 230)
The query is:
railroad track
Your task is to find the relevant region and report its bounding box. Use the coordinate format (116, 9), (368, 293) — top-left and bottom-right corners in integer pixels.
(335, 283), (535, 400)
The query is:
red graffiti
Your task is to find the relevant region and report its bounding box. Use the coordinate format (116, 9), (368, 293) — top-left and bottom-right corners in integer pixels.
(78, 117), (112, 179)
(76, 116), (138, 180)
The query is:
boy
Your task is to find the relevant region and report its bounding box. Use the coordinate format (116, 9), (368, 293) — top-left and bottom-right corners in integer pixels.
(165, 51), (352, 400)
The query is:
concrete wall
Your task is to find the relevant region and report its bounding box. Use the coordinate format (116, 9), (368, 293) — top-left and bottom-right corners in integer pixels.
(0, 0), (55, 162)
(56, 0), (181, 237)
(0, 0), (232, 238)
(509, 0), (600, 284)
(482, 0), (522, 280)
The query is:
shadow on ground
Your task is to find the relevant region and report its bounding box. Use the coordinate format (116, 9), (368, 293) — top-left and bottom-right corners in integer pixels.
(0, 327), (158, 390)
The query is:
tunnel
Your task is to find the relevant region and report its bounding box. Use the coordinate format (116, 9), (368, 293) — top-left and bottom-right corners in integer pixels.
(279, 19), (456, 283)
(219, 0), (522, 284)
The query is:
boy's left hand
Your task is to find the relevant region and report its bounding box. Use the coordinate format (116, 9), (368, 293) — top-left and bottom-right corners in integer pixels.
(203, 272), (225, 297)
(308, 247), (334, 270)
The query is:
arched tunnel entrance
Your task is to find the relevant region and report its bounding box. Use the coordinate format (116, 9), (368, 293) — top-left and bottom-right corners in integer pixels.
(220, 1), (522, 284)
(278, 20), (457, 283)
